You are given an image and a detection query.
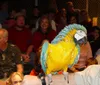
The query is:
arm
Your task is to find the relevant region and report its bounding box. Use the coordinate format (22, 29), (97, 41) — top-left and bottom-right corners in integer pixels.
(21, 45), (34, 62)
(17, 64), (23, 74)
(13, 45), (24, 73)
(87, 42), (93, 59)
(69, 66), (79, 72)
(26, 45), (34, 55)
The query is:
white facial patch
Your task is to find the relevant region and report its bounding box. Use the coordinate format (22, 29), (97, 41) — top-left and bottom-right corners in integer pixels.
(74, 30), (87, 41)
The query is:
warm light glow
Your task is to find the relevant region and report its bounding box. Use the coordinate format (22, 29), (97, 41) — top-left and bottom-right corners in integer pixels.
(92, 17), (98, 26)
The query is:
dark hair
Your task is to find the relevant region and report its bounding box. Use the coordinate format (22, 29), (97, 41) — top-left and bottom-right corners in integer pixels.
(33, 6), (39, 9)
(47, 8), (56, 14)
(14, 13), (25, 20)
(38, 15), (52, 34)
(87, 57), (98, 66)
(66, 1), (74, 9)
(80, 9), (88, 15)
(92, 26), (100, 34)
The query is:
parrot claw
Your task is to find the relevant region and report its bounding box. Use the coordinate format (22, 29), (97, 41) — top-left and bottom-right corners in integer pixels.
(63, 72), (69, 83)
(47, 74), (52, 85)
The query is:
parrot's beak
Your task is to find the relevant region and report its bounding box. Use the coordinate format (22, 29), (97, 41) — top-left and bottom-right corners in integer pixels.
(74, 30), (87, 45)
(77, 37), (87, 45)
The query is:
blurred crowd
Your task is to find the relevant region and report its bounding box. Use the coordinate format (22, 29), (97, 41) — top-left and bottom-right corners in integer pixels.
(0, 1), (100, 85)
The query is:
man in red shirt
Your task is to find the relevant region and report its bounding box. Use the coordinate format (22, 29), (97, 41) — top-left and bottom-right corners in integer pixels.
(8, 13), (33, 74)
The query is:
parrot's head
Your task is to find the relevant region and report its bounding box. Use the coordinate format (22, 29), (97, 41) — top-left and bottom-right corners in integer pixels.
(74, 30), (87, 45)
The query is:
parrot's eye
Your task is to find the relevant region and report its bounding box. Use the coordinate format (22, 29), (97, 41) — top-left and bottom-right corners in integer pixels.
(80, 30), (82, 32)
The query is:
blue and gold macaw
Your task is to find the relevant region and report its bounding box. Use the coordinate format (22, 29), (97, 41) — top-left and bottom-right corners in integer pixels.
(40, 24), (87, 84)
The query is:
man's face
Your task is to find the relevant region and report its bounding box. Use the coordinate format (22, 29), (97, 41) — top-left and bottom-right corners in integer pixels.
(0, 32), (6, 45)
(16, 16), (25, 28)
(33, 8), (40, 16)
(68, 3), (74, 12)
(94, 30), (99, 39)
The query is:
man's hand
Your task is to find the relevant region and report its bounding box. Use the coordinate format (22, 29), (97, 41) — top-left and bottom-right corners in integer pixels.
(26, 45), (33, 55)
(21, 54), (30, 62)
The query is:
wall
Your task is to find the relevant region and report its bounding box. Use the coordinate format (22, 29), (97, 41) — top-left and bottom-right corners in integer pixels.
(73, 0), (100, 26)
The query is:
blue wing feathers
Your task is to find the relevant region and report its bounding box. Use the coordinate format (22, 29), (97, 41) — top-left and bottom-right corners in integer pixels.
(51, 24), (87, 44)
(40, 42), (49, 72)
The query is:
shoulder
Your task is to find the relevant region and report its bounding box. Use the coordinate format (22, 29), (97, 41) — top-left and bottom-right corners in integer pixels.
(49, 30), (57, 34)
(75, 9), (80, 13)
(8, 43), (21, 51)
(9, 43), (17, 48)
(33, 31), (42, 36)
(22, 75), (41, 85)
(49, 30), (57, 37)
(7, 28), (15, 33)
(24, 28), (31, 32)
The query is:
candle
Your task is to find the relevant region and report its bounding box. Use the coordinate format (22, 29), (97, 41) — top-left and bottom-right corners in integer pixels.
(92, 17), (98, 26)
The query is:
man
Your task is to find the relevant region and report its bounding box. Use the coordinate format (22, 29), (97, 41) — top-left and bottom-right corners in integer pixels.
(8, 13), (32, 54)
(0, 28), (23, 80)
(66, 1), (80, 24)
(8, 13), (34, 74)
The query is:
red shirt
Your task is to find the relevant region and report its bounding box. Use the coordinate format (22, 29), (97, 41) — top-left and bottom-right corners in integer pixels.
(32, 30), (56, 52)
(8, 27), (32, 52)
(30, 69), (38, 76)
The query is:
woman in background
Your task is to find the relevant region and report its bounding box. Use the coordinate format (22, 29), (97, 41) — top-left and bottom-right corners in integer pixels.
(69, 41), (93, 72)
(27, 15), (56, 56)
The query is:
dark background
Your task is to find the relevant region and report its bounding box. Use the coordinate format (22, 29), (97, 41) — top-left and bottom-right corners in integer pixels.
(1, 0), (100, 26)
(0, 0), (70, 12)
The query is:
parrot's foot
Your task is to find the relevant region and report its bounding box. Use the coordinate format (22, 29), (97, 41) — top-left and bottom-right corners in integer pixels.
(63, 72), (69, 83)
(47, 74), (52, 85)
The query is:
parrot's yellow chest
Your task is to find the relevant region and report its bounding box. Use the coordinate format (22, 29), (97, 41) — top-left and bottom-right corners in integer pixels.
(46, 40), (78, 74)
